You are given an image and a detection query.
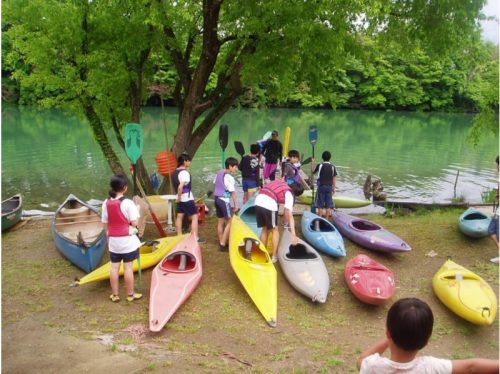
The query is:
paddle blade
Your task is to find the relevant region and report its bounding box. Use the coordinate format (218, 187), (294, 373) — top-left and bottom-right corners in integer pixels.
(125, 123), (143, 164)
(219, 124), (229, 151)
(234, 141), (245, 157)
(309, 125), (318, 146)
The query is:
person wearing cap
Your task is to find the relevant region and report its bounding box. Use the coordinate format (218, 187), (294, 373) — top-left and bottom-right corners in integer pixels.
(262, 130), (283, 183)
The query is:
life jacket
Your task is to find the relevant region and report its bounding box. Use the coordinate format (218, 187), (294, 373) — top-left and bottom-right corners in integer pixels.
(106, 197), (129, 237)
(172, 168), (191, 194)
(259, 180), (292, 204)
(282, 161), (300, 185)
(214, 170), (229, 198)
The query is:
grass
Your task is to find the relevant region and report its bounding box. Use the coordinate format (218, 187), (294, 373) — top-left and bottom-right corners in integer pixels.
(2, 208), (499, 373)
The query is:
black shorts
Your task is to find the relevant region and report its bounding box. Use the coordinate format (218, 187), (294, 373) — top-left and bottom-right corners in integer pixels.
(176, 200), (198, 216)
(109, 249), (139, 263)
(215, 197), (232, 219)
(255, 206), (278, 230)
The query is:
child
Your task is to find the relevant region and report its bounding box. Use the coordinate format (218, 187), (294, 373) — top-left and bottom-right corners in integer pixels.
(239, 144), (261, 204)
(282, 150), (301, 186)
(489, 155), (499, 264)
(262, 130), (283, 182)
(357, 297), (499, 373)
(172, 153), (203, 242)
(254, 180), (304, 263)
(311, 151), (338, 220)
(213, 157), (239, 251)
(101, 174), (142, 302)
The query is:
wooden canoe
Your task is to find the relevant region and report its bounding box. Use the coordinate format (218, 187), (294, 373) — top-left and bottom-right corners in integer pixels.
(2, 193), (23, 231)
(433, 259), (497, 326)
(149, 232), (202, 332)
(229, 216), (277, 327)
(301, 210), (345, 257)
(52, 194), (106, 273)
(331, 211), (411, 253)
(74, 234), (187, 286)
(278, 229), (330, 303)
(344, 254), (395, 305)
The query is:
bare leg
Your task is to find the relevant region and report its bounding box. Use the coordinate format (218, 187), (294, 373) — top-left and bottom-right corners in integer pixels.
(271, 226), (280, 258)
(190, 213), (199, 238)
(217, 217), (225, 244)
(123, 261), (135, 296)
(221, 218), (231, 246)
(175, 212), (184, 235)
(110, 261), (121, 296)
(260, 227), (268, 249)
(243, 191), (249, 204)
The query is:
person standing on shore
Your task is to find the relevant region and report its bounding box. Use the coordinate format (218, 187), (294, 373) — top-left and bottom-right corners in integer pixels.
(262, 130), (283, 183)
(489, 155), (499, 264)
(239, 144), (261, 204)
(101, 174), (142, 303)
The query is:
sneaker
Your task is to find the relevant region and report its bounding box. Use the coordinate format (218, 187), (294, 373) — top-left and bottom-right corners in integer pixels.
(219, 244), (228, 252)
(490, 257), (500, 264)
(271, 256), (278, 263)
(197, 237), (206, 244)
(126, 293), (142, 302)
(109, 294), (120, 303)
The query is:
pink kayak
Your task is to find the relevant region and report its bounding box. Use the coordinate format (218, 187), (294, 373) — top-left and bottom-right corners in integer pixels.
(344, 254), (395, 305)
(149, 232), (202, 332)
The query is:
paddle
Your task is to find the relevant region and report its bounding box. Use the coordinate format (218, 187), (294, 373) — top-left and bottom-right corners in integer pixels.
(309, 125), (318, 213)
(234, 141), (245, 158)
(125, 123), (167, 238)
(219, 124), (229, 168)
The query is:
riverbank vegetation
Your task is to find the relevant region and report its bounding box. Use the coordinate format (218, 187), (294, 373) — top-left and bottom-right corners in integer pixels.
(2, 0), (498, 193)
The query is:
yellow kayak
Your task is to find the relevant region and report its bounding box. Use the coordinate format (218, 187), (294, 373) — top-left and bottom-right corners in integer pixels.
(229, 216), (277, 327)
(432, 259), (497, 326)
(74, 234), (187, 286)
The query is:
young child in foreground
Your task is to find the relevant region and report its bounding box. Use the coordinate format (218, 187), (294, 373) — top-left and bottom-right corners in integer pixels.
(356, 297), (499, 373)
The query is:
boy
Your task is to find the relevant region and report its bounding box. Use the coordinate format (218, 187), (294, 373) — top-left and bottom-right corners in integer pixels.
(311, 151), (338, 220)
(172, 153), (203, 242)
(357, 297), (499, 373)
(282, 150), (301, 186)
(239, 144), (261, 204)
(254, 180), (304, 263)
(213, 157), (239, 251)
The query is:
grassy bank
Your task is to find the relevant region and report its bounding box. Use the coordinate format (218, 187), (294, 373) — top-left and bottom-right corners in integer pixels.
(2, 208), (498, 373)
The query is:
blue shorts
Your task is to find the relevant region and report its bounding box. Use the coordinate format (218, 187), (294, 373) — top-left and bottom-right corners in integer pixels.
(242, 178), (258, 192)
(109, 249), (139, 263)
(176, 200), (198, 216)
(215, 197), (232, 219)
(488, 215), (499, 240)
(315, 185), (334, 209)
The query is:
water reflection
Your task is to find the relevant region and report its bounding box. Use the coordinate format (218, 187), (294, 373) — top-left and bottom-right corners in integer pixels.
(2, 105), (498, 209)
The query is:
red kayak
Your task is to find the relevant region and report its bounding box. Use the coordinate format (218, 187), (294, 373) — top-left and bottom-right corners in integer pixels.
(344, 254), (395, 305)
(149, 232), (202, 332)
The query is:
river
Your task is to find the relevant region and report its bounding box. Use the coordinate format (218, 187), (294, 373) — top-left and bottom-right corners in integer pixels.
(2, 104), (498, 210)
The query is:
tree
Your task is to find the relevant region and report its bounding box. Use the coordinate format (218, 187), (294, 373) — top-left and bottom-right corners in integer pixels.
(4, 0), (488, 190)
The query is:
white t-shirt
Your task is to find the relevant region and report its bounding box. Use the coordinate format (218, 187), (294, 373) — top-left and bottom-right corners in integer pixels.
(255, 190), (294, 212)
(101, 197), (142, 254)
(213, 173), (236, 203)
(360, 353), (452, 374)
(178, 169), (194, 202)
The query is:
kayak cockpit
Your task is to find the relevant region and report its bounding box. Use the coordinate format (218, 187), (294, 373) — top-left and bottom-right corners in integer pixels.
(309, 219), (334, 232)
(286, 244), (317, 260)
(161, 252), (197, 272)
(352, 220), (380, 231)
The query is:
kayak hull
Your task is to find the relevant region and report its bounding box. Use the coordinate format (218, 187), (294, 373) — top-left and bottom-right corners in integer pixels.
(229, 216), (277, 327)
(458, 208), (491, 238)
(433, 259), (497, 326)
(278, 229), (330, 303)
(301, 210), (345, 257)
(298, 190), (370, 208)
(344, 254), (395, 305)
(149, 233), (202, 332)
(331, 211), (411, 253)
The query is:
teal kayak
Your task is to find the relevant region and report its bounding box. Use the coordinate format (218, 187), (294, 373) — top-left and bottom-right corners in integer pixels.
(298, 190), (370, 208)
(458, 208), (492, 238)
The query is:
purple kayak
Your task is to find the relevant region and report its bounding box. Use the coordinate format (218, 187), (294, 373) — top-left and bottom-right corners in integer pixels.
(331, 211), (411, 253)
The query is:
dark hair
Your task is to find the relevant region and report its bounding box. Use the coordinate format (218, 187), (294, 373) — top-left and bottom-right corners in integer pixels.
(272, 130), (278, 136)
(288, 150), (300, 159)
(109, 174), (128, 198)
(386, 298), (433, 352)
(225, 157), (239, 168)
(322, 151), (331, 161)
(290, 182), (304, 197)
(177, 153), (191, 167)
(250, 144), (260, 155)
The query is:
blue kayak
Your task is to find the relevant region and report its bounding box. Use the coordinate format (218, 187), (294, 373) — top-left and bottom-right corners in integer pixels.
(301, 211), (346, 257)
(458, 208), (492, 238)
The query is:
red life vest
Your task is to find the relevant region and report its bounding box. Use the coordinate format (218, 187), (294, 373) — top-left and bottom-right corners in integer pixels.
(259, 180), (292, 204)
(106, 198), (129, 236)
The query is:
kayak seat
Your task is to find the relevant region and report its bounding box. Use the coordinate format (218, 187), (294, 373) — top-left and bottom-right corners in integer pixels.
(162, 252), (195, 272)
(352, 220), (380, 231)
(287, 244), (317, 260)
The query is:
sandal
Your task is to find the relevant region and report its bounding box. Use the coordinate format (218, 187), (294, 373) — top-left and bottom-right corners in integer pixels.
(126, 293), (142, 302)
(109, 294), (120, 302)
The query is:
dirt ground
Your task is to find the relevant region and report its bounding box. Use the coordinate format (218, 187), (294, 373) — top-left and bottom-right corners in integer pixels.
(2, 209), (499, 373)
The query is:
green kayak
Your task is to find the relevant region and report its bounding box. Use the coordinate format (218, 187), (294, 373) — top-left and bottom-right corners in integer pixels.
(298, 190), (370, 208)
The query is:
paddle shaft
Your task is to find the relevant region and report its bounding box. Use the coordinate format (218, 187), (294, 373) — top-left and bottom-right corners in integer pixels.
(134, 174), (167, 238)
